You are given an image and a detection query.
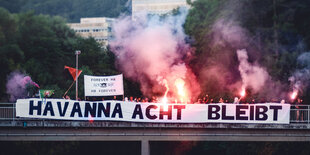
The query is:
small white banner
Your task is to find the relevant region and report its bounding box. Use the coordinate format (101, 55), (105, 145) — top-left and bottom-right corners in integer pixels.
(84, 74), (124, 96)
(16, 98), (290, 124)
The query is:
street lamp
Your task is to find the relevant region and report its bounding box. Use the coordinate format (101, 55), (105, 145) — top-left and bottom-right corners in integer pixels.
(75, 50), (81, 100)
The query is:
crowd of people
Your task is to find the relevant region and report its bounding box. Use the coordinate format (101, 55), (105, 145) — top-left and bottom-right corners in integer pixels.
(61, 94), (305, 121)
(95, 94), (304, 105)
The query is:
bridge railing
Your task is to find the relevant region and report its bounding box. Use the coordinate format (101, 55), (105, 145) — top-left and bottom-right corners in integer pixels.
(290, 105), (310, 123)
(1, 103), (310, 123)
(0, 103), (15, 121)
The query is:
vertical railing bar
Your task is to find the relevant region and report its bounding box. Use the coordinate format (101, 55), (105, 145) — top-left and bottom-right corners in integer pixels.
(307, 105), (310, 124)
(13, 103), (15, 121)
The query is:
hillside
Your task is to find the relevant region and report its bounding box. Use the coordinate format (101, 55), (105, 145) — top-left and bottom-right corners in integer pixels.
(0, 0), (130, 22)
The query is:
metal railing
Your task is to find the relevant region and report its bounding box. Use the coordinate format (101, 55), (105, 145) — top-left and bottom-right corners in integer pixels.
(1, 103), (310, 124)
(0, 103), (15, 121)
(290, 105), (310, 123)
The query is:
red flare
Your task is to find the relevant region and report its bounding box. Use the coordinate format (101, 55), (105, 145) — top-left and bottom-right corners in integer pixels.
(240, 88), (246, 97)
(290, 91), (298, 100)
(88, 115), (94, 123)
(174, 78), (188, 103)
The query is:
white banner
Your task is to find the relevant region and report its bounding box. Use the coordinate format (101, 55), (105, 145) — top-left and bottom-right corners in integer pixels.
(16, 98), (290, 124)
(84, 74), (124, 96)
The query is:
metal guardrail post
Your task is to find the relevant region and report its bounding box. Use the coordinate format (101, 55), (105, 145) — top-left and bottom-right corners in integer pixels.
(141, 140), (150, 155)
(13, 103), (15, 122)
(307, 105), (310, 124)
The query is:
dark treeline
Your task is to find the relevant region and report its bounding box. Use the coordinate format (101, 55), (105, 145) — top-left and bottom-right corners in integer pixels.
(0, 0), (130, 22)
(0, 7), (141, 101)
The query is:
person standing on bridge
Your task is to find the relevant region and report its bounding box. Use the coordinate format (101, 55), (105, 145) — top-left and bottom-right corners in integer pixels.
(219, 98), (224, 103)
(233, 97), (240, 104)
(295, 98), (304, 121)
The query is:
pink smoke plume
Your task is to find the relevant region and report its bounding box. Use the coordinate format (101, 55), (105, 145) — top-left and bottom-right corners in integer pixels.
(6, 71), (39, 102)
(110, 8), (200, 100)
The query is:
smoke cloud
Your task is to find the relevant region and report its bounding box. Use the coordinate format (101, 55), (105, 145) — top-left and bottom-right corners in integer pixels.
(6, 71), (39, 102)
(111, 0), (302, 102)
(194, 0), (288, 101)
(211, 19), (249, 48)
(289, 52), (310, 93)
(110, 8), (200, 99)
(237, 49), (270, 93)
(195, 1), (255, 98)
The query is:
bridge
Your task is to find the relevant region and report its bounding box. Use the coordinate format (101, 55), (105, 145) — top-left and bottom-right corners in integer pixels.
(1, 103), (310, 155)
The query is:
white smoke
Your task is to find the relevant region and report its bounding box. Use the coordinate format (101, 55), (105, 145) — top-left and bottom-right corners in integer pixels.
(289, 52), (310, 93)
(237, 49), (270, 93)
(211, 19), (249, 48)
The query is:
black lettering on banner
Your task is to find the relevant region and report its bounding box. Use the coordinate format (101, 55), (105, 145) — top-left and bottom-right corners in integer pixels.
(29, 100), (42, 115)
(222, 105), (234, 120)
(85, 102), (97, 117)
(159, 105), (172, 120)
(255, 106), (268, 120)
(70, 102), (82, 117)
(97, 102), (110, 117)
(132, 104), (143, 119)
(43, 101), (55, 116)
(146, 105), (157, 120)
(112, 103), (123, 118)
(270, 105), (282, 121)
(174, 105), (186, 120)
(208, 105), (220, 120)
(236, 105), (248, 120)
(57, 102), (69, 117)
(249, 105), (255, 120)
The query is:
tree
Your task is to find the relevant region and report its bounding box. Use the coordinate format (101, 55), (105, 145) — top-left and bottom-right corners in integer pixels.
(0, 0), (130, 22)
(0, 8), (23, 100)
(184, 0), (310, 100)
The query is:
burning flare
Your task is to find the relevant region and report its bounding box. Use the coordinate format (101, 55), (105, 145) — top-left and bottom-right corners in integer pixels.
(240, 87), (246, 98)
(174, 78), (187, 103)
(290, 90), (298, 100)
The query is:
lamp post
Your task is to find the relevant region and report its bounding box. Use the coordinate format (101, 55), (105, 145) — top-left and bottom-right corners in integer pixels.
(75, 50), (81, 100)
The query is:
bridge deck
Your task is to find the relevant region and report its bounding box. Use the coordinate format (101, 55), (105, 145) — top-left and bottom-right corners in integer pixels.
(1, 121), (310, 142)
(1, 103), (310, 155)
(1, 103), (310, 142)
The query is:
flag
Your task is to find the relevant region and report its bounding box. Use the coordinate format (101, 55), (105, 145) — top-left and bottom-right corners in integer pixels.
(39, 90), (54, 98)
(65, 65), (82, 81)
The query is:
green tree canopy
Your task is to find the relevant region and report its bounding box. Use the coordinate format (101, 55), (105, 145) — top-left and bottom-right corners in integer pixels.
(0, 8), (128, 101)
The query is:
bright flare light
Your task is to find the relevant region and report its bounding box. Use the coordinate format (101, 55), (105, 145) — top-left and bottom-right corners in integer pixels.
(240, 88), (246, 97)
(174, 78), (187, 103)
(161, 96), (169, 111)
(88, 115), (94, 123)
(162, 96), (168, 104)
(290, 90), (298, 100)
